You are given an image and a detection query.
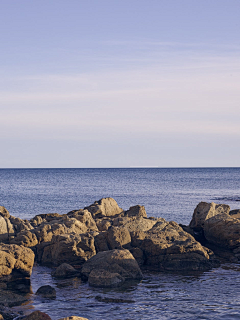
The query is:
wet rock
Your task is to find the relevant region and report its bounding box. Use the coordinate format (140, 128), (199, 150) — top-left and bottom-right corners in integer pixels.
(95, 295), (135, 303)
(0, 289), (28, 307)
(81, 249), (143, 284)
(22, 310), (52, 320)
(52, 263), (79, 278)
(125, 205), (147, 218)
(88, 269), (124, 287)
(36, 285), (56, 299)
(0, 244), (34, 277)
(85, 197), (123, 218)
(189, 202), (230, 230)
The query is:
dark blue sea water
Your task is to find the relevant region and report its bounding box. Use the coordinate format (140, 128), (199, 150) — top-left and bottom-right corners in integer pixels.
(1, 168), (240, 319)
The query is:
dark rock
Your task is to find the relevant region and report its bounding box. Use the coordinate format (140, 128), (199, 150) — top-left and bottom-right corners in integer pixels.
(52, 263), (79, 278)
(22, 310), (52, 320)
(36, 285), (56, 299)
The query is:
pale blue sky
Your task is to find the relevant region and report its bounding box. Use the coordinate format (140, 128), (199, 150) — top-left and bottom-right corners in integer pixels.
(1, 1), (240, 167)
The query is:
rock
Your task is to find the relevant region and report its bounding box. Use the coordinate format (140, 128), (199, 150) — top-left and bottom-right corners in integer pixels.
(9, 216), (33, 234)
(40, 233), (96, 266)
(106, 225), (131, 250)
(81, 249), (143, 284)
(58, 317), (89, 320)
(134, 220), (215, 271)
(0, 216), (14, 241)
(67, 209), (98, 232)
(52, 263), (79, 278)
(10, 230), (38, 248)
(0, 244), (34, 277)
(36, 285), (56, 299)
(0, 314), (3, 320)
(95, 295), (135, 303)
(95, 218), (112, 231)
(112, 216), (158, 232)
(85, 198), (123, 218)
(189, 202), (230, 230)
(229, 209), (240, 219)
(125, 205), (147, 218)
(204, 213), (240, 249)
(22, 310), (52, 320)
(0, 289), (29, 307)
(88, 269), (124, 287)
(0, 206), (10, 219)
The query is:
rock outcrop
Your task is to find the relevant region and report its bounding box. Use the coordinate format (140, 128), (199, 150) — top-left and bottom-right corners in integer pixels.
(0, 244), (34, 277)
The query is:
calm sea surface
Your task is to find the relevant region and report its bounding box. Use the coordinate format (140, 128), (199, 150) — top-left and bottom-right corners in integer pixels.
(1, 168), (240, 319)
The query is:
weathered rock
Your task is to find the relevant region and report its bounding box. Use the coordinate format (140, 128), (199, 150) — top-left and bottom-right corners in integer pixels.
(106, 225), (131, 250)
(134, 220), (215, 271)
(95, 218), (112, 231)
(81, 249), (143, 283)
(88, 269), (124, 287)
(52, 263), (79, 278)
(67, 209), (98, 232)
(204, 213), (240, 249)
(22, 310), (52, 320)
(85, 198), (123, 218)
(0, 216), (14, 241)
(0, 244), (34, 277)
(36, 285), (56, 299)
(125, 205), (147, 218)
(112, 216), (158, 232)
(189, 202), (230, 230)
(40, 233), (96, 266)
(10, 230), (38, 248)
(0, 206), (10, 219)
(9, 216), (33, 234)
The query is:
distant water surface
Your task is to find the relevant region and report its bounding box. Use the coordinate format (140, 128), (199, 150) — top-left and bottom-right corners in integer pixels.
(1, 168), (240, 319)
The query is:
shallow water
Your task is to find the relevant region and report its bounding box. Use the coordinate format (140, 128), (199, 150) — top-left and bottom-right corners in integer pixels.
(1, 168), (240, 319)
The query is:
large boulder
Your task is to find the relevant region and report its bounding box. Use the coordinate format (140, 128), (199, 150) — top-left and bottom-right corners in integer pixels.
(81, 249), (143, 287)
(39, 233), (96, 266)
(10, 230), (38, 248)
(67, 209), (98, 232)
(0, 244), (34, 277)
(204, 213), (240, 249)
(189, 202), (230, 230)
(85, 198), (123, 218)
(132, 219), (216, 271)
(52, 263), (79, 278)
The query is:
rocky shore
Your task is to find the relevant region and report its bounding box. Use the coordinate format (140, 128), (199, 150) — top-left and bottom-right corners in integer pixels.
(0, 198), (240, 319)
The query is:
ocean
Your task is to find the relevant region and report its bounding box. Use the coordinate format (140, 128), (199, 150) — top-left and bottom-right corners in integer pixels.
(1, 168), (240, 319)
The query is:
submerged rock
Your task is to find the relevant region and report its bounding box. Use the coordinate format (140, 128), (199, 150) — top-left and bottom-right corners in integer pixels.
(36, 285), (56, 299)
(22, 311), (52, 320)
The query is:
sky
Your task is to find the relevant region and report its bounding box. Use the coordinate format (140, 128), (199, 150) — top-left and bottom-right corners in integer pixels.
(1, 0), (240, 168)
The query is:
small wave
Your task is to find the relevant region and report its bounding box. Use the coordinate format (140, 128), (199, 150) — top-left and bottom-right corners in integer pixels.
(213, 196), (240, 202)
